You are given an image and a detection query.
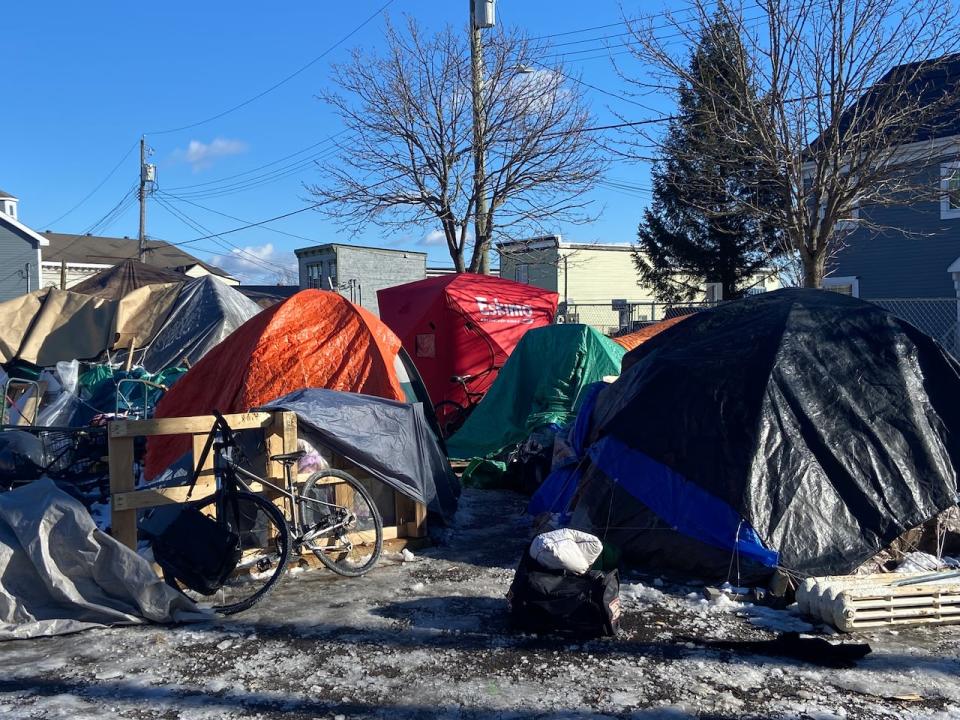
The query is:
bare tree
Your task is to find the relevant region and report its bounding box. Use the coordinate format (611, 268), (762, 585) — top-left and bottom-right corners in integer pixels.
(308, 18), (606, 273)
(621, 0), (960, 287)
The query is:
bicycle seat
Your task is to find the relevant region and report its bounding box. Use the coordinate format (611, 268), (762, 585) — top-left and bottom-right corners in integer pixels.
(269, 450), (306, 464)
(450, 374), (471, 383)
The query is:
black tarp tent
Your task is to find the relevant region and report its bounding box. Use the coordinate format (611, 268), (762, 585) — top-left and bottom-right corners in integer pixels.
(140, 275), (261, 373)
(262, 388), (460, 525)
(569, 289), (960, 579)
(70, 259), (186, 300)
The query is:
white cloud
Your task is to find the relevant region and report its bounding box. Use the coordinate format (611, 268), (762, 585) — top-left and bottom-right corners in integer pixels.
(173, 137), (248, 172)
(422, 229), (447, 246)
(208, 242), (298, 284)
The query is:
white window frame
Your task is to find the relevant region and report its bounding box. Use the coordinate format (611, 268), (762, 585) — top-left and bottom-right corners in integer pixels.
(822, 275), (860, 298)
(941, 162), (960, 219)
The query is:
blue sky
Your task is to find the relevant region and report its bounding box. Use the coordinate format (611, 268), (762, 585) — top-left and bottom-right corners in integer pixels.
(2, 1), (674, 282)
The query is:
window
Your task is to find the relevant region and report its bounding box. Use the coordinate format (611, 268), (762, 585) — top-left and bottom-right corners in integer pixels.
(941, 162), (960, 219)
(327, 261), (337, 289)
(306, 262), (323, 289)
(515, 264), (529, 283)
(822, 276), (860, 297)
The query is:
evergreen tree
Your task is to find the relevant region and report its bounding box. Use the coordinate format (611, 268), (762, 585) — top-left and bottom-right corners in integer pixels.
(634, 18), (781, 302)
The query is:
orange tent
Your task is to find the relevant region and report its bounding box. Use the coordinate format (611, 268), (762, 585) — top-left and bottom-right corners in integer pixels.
(145, 290), (406, 478)
(612, 315), (690, 352)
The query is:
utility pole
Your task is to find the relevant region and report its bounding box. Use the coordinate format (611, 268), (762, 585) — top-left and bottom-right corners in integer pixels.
(138, 136), (156, 262)
(138, 137), (147, 262)
(470, 0), (495, 274)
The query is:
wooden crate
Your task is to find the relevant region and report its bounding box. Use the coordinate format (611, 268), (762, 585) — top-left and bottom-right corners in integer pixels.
(107, 411), (427, 554)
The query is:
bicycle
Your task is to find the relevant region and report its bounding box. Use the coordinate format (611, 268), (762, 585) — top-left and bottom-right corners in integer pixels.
(433, 366), (500, 438)
(0, 425), (111, 502)
(147, 411), (383, 615)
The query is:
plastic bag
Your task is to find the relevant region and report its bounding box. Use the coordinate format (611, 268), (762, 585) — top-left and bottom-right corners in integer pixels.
(529, 528), (604, 575)
(0, 430), (46, 479)
(55, 360), (79, 394)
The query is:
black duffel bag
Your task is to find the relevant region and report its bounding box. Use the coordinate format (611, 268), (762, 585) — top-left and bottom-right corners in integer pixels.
(147, 503), (242, 596)
(507, 549), (621, 638)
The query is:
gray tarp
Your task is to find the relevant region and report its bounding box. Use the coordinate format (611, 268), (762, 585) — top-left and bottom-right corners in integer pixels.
(141, 275), (262, 373)
(262, 388), (460, 525)
(0, 479), (206, 640)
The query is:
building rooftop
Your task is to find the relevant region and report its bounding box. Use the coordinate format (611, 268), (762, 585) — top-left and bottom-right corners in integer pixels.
(295, 242), (428, 257)
(825, 52), (960, 149)
(0, 189), (15, 200)
(40, 232), (234, 279)
(496, 236), (633, 252)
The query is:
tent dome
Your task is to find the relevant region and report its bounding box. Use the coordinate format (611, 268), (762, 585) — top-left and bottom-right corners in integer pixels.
(145, 290), (410, 478)
(571, 288), (960, 578)
(69, 259), (186, 300)
(378, 274), (558, 408)
(447, 323), (624, 459)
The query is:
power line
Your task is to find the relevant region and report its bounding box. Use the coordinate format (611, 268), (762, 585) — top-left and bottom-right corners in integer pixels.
(531, 59), (665, 112)
(157, 191), (317, 243)
(162, 133), (346, 192)
(530, 20), (630, 41)
(165, 145), (338, 200)
(146, 1), (395, 136)
(43, 185), (140, 264)
(153, 195), (293, 273)
(163, 201), (321, 247)
(41, 139), (139, 228)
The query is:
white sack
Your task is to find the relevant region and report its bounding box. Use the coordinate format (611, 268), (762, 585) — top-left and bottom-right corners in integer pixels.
(530, 528), (603, 575)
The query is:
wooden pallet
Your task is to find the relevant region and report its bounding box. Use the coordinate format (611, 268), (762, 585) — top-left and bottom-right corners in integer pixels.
(107, 411), (427, 560)
(797, 573), (960, 632)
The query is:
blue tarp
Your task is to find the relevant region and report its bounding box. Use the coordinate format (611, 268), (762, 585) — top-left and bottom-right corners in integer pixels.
(527, 382), (605, 517)
(587, 435), (779, 568)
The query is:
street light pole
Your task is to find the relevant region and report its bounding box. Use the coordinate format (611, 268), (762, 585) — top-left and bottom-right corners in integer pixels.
(470, 0), (494, 274)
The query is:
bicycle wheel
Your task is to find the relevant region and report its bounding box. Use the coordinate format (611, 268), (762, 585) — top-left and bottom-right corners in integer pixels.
(163, 491), (291, 615)
(300, 469), (383, 577)
(433, 400), (467, 438)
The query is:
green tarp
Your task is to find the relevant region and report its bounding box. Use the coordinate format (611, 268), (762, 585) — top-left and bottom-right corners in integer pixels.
(446, 324), (626, 460)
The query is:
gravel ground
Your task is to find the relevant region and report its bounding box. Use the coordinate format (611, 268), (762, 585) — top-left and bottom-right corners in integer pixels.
(0, 488), (958, 719)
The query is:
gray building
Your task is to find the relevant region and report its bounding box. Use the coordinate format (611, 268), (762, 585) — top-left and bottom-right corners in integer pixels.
(827, 56), (960, 300)
(295, 243), (426, 316)
(0, 190), (47, 302)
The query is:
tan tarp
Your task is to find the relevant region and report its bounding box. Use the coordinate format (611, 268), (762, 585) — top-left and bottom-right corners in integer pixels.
(0, 284), (181, 367)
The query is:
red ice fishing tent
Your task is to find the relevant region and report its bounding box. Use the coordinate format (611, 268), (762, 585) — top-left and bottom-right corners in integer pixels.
(377, 274), (559, 408)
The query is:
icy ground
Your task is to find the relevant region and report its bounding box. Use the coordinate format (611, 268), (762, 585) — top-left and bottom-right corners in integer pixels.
(1, 490), (960, 719)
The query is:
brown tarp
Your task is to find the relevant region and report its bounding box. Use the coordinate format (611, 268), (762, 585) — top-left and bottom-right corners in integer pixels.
(612, 315), (689, 352)
(0, 285), (182, 366)
(70, 259), (186, 300)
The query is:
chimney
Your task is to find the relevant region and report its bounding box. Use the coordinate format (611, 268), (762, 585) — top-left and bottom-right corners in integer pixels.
(0, 190), (19, 221)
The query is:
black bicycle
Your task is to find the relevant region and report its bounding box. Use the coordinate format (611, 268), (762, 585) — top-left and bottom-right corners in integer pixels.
(148, 412), (383, 615)
(433, 366), (501, 439)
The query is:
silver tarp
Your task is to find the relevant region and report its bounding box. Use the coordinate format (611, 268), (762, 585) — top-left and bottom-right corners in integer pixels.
(0, 479), (207, 640)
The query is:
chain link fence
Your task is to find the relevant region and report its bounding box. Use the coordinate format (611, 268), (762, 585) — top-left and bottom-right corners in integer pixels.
(869, 298), (960, 358)
(561, 296), (960, 359)
(558, 300), (719, 337)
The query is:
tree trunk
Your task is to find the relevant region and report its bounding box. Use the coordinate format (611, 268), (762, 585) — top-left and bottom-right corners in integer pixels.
(466, 233), (490, 274)
(801, 248), (826, 289)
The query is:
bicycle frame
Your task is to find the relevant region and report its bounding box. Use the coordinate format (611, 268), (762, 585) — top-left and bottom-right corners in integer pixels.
(193, 412), (361, 557)
(230, 463), (352, 545)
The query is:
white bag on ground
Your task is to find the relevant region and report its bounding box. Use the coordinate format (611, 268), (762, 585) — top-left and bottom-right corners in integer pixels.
(529, 528), (603, 575)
